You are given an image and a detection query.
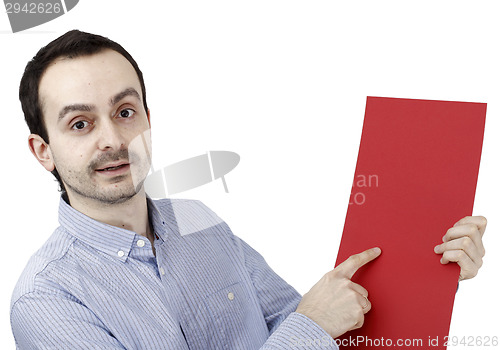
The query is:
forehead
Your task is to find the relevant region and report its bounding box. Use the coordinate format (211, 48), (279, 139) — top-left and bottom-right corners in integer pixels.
(39, 49), (142, 119)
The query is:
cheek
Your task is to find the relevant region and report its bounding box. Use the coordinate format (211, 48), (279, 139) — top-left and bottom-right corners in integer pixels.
(51, 141), (92, 170)
(128, 129), (152, 161)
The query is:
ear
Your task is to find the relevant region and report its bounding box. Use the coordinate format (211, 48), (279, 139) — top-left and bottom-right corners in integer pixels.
(28, 134), (55, 172)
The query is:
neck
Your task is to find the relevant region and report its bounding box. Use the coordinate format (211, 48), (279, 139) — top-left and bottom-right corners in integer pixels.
(65, 188), (152, 239)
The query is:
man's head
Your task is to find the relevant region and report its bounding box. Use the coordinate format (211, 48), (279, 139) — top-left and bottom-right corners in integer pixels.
(21, 30), (152, 205)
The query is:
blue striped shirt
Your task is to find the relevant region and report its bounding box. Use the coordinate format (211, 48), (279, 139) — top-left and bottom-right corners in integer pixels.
(11, 197), (338, 349)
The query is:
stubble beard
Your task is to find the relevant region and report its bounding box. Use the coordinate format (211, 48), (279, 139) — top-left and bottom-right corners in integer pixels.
(55, 149), (150, 206)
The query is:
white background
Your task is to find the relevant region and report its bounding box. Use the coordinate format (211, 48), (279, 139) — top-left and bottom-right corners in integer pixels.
(1, 1), (498, 349)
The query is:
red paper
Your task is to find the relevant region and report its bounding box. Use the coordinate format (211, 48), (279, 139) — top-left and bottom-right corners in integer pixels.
(334, 96), (486, 349)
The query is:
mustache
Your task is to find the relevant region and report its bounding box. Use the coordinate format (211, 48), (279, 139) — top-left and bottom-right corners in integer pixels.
(88, 149), (131, 171)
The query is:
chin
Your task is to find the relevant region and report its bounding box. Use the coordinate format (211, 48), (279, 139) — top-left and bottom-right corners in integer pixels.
(68, 184), (139, 206)
(64, 172), (147, 205)
(100, 184), (142, 204)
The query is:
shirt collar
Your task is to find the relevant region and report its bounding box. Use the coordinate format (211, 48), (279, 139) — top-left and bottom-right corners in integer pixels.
(58, 196), (166, 262)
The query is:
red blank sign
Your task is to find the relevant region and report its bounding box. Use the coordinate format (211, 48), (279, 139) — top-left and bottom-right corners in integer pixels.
(335, 96), (486, 349)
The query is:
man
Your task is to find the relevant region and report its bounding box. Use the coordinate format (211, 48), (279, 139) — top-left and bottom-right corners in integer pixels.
(11, 30), (487, 349)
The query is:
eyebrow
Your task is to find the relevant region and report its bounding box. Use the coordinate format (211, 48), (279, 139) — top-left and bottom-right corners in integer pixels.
(110, 87), (141, 107)
(57, 87), (141, 122)
(58, 103), (95, 121)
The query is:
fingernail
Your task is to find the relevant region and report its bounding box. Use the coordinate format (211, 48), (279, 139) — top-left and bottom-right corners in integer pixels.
(434, 245), (441, 254)
(373, 247), (381, 254)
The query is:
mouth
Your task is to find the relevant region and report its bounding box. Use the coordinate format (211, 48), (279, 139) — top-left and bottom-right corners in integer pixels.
(95, 162), (131, 175)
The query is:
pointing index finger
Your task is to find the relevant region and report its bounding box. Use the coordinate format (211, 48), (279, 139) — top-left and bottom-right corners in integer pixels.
(337, 247), (382, 279)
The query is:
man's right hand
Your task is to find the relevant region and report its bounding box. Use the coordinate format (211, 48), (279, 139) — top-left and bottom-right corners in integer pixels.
(296, 247), (382, 339)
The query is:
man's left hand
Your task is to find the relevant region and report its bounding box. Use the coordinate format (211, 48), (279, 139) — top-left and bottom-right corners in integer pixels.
(434, 216), (487, 281)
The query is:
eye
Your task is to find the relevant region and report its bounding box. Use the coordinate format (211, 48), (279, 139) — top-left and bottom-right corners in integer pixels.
(119, 108), (135, 118)
(71, 120), (90, 130)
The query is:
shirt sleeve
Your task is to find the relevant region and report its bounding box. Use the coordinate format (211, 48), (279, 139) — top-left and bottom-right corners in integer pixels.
(11, 291), (126, 350)
(234, 236), (339, 350)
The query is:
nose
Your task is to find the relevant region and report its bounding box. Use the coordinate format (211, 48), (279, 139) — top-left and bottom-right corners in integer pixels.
(96, 119), (126, 151)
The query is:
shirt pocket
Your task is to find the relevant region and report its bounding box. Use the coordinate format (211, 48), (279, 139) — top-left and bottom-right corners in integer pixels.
(209, 280), (261, 349)
(182, 280), (261, 350)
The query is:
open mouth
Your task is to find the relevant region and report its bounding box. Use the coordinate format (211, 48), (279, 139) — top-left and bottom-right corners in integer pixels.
(95, 162), (130, 175)
(97, 164), (127, 171)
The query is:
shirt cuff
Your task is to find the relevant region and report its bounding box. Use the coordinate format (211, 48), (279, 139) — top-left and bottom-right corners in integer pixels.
(263, 312), (339, 349)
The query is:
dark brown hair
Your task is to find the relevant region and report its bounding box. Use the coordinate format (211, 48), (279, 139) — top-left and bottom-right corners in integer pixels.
(19, 30), (148, 194)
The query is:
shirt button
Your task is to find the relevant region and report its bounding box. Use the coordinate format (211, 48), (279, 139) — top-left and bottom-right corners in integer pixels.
(159, 267), (165, 276)
(117, 250), (125, 257)
(227, 292), (235, 301)
(137, 240), (145, 247)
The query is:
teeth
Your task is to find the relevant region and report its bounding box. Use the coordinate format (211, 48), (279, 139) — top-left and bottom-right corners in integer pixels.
(100, 165), (124, 171)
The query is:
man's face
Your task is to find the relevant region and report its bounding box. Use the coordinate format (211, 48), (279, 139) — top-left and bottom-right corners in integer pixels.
(38, 49), (152, 204)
